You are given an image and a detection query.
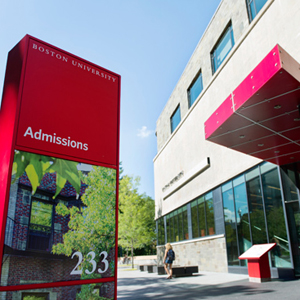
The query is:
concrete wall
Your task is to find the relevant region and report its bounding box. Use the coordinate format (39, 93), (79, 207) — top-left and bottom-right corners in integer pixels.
(157, 235), (227, 273)
(154, 0), (300, 219)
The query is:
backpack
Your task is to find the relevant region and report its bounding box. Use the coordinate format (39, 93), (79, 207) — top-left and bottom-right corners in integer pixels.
(168, 249), (175, 260)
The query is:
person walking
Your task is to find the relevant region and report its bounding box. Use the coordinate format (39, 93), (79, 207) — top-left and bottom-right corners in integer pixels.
(163, 243), (175, 279)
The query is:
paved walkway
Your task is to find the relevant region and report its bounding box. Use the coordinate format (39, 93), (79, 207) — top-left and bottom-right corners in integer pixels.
(117, 267), (300, 299)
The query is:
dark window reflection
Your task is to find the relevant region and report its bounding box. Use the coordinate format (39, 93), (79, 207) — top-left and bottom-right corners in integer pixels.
(281, 165), (300, 275)
(178, 208), (184, 241)
(206, 192), (215, 236)
(183, 206), (189, 240)
(191, 200), (199, 238)
(246, 168), (268, 245)
(157, 218), (165, 246)
(174, 210), (179, 242)
(222, 182), (239, 266)
(198, 197), (206, 237)
(28, 200), (53, 251)
(169, 213), (174, 242)
(190, 192), (215, 239)
(261, 166), (292, 268)
(233, 179), (251, 266)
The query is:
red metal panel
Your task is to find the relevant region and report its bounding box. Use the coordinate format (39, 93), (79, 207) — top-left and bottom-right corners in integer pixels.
(204, 94), (235, 139)
(250, 142), (300, 160)
(205, 44), (300, 165)
(16, 37), (120, 167)
(233, 45), (282, 112)
(237, 81), (300, 124)
(268, 152), (300, 165)
(260, 111), (300, 133)
(247, 254), (271, 279)
(280, 127), (300, 140)
(230, 134), (288, 154)
(0, 37), (28, 275)
(209, 124), (272, 149)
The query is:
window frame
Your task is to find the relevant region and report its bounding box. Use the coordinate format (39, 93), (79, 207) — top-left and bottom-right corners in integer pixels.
(211, 22), (235, 74)
(22, 293), (49, 300)
(188, 71), (203, 108)
(27, 197), (55, 252)
(170, 105), (181, 134)
(246, 0), (268, 22)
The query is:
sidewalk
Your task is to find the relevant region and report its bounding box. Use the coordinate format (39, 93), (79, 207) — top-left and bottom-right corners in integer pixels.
(117, 267), (300, 299)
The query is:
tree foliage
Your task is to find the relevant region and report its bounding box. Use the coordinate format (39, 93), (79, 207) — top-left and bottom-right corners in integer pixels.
(12, 150), (81, 198)
(118, 175), (155, 268)
(52, 166), (116, 258)
(52, 165), (117, 300)
(12, 151), (117, 299)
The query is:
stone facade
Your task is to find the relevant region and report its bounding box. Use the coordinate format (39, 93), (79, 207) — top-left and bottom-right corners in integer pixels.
(158, 235), (227, 273)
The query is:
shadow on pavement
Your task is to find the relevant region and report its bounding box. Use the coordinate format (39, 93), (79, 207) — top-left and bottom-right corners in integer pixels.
(117, 276), (275, 300)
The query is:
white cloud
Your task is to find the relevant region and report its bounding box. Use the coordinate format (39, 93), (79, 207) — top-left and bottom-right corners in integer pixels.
(137, 126), (153, 138)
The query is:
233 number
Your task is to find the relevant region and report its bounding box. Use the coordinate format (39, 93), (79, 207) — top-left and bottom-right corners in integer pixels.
(70, 251), (109, 275)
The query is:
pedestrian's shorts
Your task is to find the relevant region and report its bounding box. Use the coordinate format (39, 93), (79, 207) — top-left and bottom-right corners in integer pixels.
(165, 259), (173, 264)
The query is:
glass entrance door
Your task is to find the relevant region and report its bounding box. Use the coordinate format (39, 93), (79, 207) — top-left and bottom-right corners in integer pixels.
(280, 165), (300, 276)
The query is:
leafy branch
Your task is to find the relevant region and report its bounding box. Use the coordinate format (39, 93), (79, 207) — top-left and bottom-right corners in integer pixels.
(12, 150), (81, 198)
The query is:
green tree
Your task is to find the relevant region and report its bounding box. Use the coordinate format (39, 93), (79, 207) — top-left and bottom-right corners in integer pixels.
(76, 284), (110, 300)
(52, 165), (117, 300)
(118, 175), (156, 268)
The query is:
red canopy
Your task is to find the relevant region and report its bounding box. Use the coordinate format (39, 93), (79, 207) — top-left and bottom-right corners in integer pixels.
(205, 44), (300, 165)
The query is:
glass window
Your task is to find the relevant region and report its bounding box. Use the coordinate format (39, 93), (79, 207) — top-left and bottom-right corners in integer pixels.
(174, 210), (179, 242)
(191, 200), (199, 238)
(205, 192), (215, 236)
(166, 215), (171, 243)
(211, 24), (234, 74)
(191, 192), (215, 239)
(233, 178), (251, 266)
(198, 197), (206, 237)
(246, 167), (268, 245)
(178, 207), (184, 241)
(261, 168), (292, 268)
(170, 105), (181, 133)
(247, 0), (268, 22)
(188, 72), (203, 108)
(169, 212), (175, 242)
(182, 206), (189, 240)
(222, 182), (239, 266)
(157, 218), (165, 245)
(28, 200), (53, 251)
(22, 293), (49, 300)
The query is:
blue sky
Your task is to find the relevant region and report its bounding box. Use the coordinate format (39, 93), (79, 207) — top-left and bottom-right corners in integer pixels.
(0, 0), (221, 198)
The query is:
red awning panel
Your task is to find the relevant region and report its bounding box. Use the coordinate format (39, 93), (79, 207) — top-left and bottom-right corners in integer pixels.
(205, 44), (300, 165)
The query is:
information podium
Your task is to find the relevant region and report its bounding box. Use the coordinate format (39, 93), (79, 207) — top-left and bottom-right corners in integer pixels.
(239, 243), (276, 283)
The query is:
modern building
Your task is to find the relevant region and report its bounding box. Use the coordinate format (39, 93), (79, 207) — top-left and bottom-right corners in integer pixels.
(154, 0), (300, 278)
